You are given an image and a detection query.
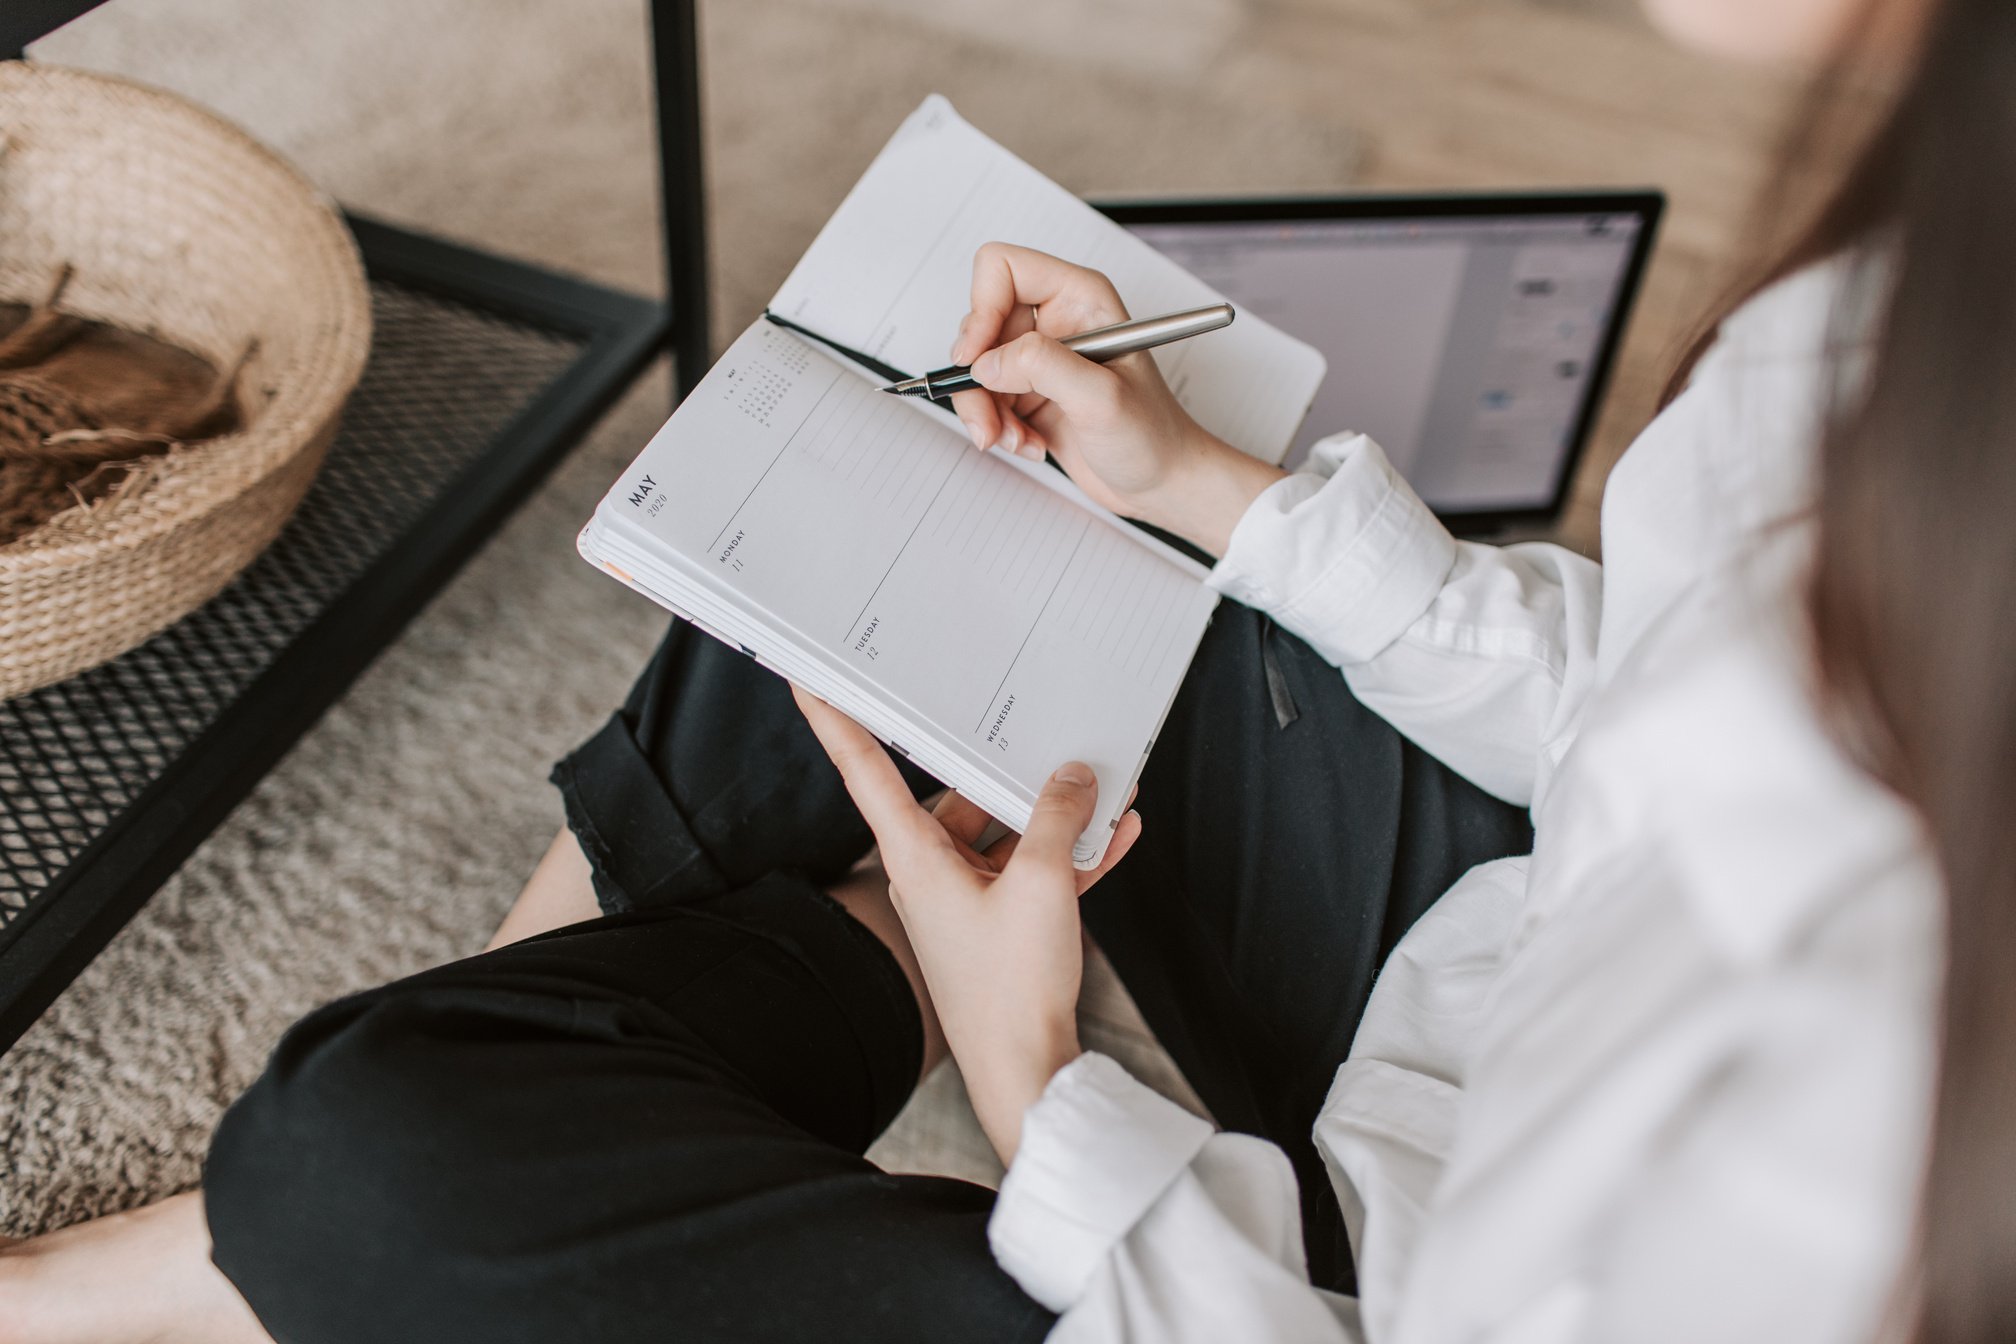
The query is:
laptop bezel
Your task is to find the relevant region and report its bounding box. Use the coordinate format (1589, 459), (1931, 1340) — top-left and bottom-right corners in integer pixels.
(1090, 190), (1666, 537)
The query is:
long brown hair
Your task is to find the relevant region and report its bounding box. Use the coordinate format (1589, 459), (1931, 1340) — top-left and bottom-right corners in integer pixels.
(1677, 1), (2016, 1338)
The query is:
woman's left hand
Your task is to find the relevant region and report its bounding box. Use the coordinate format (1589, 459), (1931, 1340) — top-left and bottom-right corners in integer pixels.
(793, 686), (1142, 1164)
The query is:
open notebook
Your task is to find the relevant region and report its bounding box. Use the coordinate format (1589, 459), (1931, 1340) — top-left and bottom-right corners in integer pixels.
(580, 96), (1325, 865)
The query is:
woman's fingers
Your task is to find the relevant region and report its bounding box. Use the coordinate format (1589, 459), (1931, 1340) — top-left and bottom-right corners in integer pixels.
(950, 294), (1047, 456)
(1000, 407), (1046, 461)
(796, 688), (1137, 897)
(1074, 807), (1142, 895)
(948, 387), (1001, 452)
(957, 243), (1126, 364)
(791, 687), (955, 866)
(981, 802), (1140, 886)
(987, 299), (1041, 356)
(950, 297), (1039, 370)
(948, 388), (1046, 461)
(951, 242), (1120, 454)
(931, 790), (995, 850)
(1012, 761), (1103, 874)
(1012, 390), (1050, 422)
(973, 332), (1123, 422)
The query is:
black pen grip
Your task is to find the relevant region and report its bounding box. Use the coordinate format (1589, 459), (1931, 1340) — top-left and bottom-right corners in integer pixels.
(917, 367), (981, 397)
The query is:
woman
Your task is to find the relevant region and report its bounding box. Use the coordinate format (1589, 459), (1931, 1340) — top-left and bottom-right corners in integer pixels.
(3, 0), (2007, 1336)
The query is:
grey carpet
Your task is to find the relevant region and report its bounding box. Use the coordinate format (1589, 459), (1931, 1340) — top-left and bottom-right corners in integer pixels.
(3, 0), (1357, 1235)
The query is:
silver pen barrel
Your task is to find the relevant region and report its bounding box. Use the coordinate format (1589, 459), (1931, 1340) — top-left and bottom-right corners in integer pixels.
(882, 301), (1236, 398)
(1060, 302), (1235, 362)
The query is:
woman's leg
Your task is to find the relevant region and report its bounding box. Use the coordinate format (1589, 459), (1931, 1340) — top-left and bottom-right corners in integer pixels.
(530, 618), (949, 1065)
(1, 621), (952, 1344)
(1080, 603), (1535, 1293)
(0, 1195), (267, 1344)
(0, 860), (940, 1344)
(549, 618), (937, 917)
(485, 824), (601, 949)
(202, 624), (994, 1342)
(202, 875), (1046, 1344)
(0, 830), (604, 1344)
(490, 824), (946, 1069)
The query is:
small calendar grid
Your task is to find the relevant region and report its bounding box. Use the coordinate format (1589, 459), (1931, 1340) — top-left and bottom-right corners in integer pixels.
(719, 327), (814, 429)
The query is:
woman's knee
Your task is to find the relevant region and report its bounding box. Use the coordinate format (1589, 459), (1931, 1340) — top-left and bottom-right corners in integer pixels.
(203, 985), (529, 1309)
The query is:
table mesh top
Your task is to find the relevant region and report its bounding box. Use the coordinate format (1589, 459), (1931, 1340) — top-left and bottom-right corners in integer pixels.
(0, 279), (583, 947)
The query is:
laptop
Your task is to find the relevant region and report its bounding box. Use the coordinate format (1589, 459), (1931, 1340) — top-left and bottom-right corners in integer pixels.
(1095, 192), (1663, 536)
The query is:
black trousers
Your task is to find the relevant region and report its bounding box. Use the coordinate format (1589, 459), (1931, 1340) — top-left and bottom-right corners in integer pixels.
(203, 606), (1531, 1344)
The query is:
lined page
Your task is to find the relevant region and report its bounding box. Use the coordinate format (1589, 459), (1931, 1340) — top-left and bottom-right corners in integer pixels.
(590, 322), (1216, 860)
(770, 95), (1326, 465)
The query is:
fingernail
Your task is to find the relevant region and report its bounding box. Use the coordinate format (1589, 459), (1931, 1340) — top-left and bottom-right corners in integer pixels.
(1053, 762), (1094, 787)
(960, 417), (986, 450)
(1001, 422), (1021, 453)
(1016, 443), (1045, 462)
(972, 351), (1000, 382)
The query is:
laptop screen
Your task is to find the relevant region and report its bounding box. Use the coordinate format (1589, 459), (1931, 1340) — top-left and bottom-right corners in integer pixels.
(1113, 202), (1656, 521)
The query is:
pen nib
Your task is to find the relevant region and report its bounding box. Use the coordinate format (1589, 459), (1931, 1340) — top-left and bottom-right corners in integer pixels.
(882, 376), (929, 397)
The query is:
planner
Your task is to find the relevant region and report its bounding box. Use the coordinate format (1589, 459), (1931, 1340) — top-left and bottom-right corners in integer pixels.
(579, 96), (1325, 865)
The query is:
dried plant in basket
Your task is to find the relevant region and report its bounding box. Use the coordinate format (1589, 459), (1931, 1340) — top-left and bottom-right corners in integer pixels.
(0, 61), (371, 703)
(0, 265), (253, 545)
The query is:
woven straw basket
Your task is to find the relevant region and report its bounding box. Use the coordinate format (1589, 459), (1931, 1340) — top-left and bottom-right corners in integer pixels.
(0, 62), (371, 700)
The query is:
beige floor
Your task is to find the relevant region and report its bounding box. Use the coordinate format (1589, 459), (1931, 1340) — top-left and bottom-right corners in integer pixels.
(3, 0), (1823, 1234)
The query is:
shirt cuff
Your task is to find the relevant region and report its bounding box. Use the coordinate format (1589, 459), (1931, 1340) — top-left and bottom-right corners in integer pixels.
(988, 1052), (1214, 1312)
(1207, 432), (1457, 666)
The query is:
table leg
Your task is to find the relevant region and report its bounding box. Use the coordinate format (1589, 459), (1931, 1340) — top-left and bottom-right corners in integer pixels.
(649, 0), (711, 403)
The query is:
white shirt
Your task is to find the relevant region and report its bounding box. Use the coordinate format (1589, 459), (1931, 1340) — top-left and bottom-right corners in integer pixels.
(985, 261), (1941, 1343)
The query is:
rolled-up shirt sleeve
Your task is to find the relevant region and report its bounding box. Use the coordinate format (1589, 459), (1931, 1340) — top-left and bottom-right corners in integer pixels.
(990, 1053), (1362, 1343)
(1208, 432), (1602, 807)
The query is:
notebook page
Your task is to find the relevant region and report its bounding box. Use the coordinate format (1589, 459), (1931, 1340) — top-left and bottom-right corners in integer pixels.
(769, 95), (1326, 465)
(588, 321), (1217, 862)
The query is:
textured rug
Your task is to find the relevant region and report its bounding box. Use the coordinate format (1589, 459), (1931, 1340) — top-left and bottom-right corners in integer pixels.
(2, 0), (1359, 1235)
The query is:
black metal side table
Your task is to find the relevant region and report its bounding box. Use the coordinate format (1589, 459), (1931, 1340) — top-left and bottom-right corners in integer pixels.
(0, 1), (711, 1052)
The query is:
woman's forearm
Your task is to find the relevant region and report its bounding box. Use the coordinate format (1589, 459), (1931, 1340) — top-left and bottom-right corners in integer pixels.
(1131, 427), (1287, 559)
(958, 1019), (1084, 1166)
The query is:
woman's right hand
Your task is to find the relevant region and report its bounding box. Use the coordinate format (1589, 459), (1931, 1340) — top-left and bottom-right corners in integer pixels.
(948, 243), (1286, 557)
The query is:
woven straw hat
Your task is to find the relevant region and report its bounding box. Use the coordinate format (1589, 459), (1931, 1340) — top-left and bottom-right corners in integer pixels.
(0, 62), (371, 700)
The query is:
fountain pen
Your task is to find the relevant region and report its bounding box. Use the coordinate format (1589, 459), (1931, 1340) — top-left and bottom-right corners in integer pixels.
(882, 302), (1235, 399)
